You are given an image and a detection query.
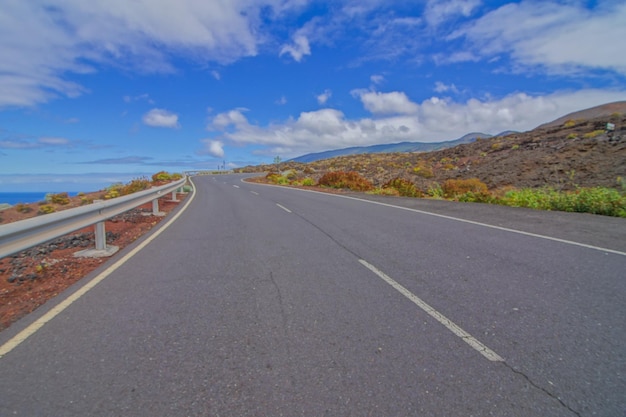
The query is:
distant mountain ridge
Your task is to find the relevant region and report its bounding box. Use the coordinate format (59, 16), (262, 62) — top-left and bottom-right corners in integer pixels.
(290, 132), (492, 163)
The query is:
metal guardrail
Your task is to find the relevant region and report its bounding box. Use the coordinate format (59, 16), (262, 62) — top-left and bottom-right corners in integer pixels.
(0, 177), (187, 259)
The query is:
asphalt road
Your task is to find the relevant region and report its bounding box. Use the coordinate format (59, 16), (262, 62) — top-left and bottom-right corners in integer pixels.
(1, 173), (625, 416)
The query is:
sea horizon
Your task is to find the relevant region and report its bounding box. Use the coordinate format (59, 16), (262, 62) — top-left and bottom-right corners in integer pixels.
(0, 192), (79, 206)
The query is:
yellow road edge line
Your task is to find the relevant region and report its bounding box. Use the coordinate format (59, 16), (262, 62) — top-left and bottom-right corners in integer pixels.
(0, 178), (197, 359)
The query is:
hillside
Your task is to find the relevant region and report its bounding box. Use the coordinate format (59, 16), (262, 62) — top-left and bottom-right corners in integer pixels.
(238, 110), (626, 193)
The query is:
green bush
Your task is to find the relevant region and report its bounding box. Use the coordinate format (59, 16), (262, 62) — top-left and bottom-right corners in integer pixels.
(152, 171), (172, 182)
(503, 187), (626, 217)
(38, 205), (56, 215)
(46, 192), (70, 205)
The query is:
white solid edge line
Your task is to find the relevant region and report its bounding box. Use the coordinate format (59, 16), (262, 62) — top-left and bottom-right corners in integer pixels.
(0, 178), (198, 359)
(248, 181), (626, 257)
(359, 259), (504, 362)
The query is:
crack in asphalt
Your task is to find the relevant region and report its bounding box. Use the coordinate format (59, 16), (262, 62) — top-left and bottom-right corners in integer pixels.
(502, 362), (582, 417)
(268, 270), (290, 347)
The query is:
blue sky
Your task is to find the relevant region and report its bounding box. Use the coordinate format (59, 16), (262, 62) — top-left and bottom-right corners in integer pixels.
(1, 0), (625, 192)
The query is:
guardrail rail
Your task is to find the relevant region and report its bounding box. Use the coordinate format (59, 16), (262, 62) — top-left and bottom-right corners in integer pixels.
(0, 177), (187, 259)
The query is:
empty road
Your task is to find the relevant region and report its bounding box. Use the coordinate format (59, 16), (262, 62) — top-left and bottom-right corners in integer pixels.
(1, 174), (625, 416)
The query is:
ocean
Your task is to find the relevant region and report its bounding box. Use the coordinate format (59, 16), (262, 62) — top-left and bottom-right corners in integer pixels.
(0, 192), (79, 206)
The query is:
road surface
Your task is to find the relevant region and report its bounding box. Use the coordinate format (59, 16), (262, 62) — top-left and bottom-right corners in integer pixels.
(1, 174), (625, 416)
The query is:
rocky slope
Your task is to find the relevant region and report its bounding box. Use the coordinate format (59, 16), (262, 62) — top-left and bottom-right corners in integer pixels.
(239, 109), (626, 194)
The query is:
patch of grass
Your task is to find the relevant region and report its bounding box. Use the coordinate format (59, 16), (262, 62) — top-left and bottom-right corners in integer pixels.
(317, 171), (373, 191)
(266, 173), (289, 185)
(427, 183), (444, 199)
(503, 187), (626, 217)
(368, 187), (400, 196)
(583, 130), (605, 139)
(563, 119), (577, 128)
(412, 162), (434, 178)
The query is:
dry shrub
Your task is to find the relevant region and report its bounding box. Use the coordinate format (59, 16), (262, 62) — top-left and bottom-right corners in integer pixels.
(442, 178), (489, 200)
(121, 178), (151, 195)
(317, 171), (373, 191)
(384, 178), (422, 197)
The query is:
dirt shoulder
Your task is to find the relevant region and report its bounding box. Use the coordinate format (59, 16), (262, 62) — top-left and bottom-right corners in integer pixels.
(0, 192), (187, 332)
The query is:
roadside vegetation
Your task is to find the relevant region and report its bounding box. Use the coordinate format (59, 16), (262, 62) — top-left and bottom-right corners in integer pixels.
(262, 171), (626, 218)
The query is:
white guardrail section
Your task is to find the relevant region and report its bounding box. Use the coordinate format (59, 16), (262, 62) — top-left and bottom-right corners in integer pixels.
(0, 177), (187, 259)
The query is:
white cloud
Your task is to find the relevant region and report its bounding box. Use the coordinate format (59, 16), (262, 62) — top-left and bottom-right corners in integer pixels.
(280, 34), (311, 62)
(123, 93), (154, 104)
(0, 137), (73, 149)
(209, 88), (626, 158)
(276, 96), (287, 105)
(211, 70), (221, 80)
(316, 89), (332, 105)
(352, 90), (420, 115)
(425, 0), (481, 27)
(142, 108), (180, 128)
(210, 108), (249, 130)
(452, 1), (626, 75)
(434, 82), (459, 94)
(0, 0), (294, 108)
(38, 137), (71, 146)
(370, 74), (385, 85)
(199, 139), (225, 158)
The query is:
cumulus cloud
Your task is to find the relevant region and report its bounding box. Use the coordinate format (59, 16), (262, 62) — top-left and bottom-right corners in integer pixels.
(451, 1), (626, 75)
(199, 139), (225, 158)
(209, 88), (626, 158)
(210, 108), (249, 131)
(316, 90), (332, 105)
(142, 108), (180, 128)
(352, 90), (420, 115)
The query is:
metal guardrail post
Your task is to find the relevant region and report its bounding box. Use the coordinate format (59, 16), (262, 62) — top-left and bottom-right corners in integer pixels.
(94, 221), (106, 251)
(92, 199), (106, 251)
